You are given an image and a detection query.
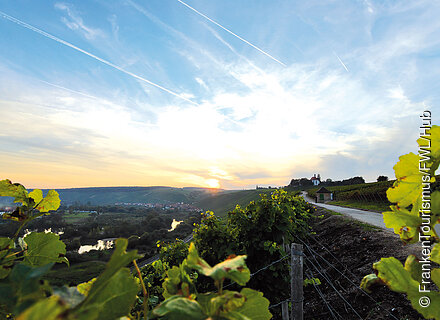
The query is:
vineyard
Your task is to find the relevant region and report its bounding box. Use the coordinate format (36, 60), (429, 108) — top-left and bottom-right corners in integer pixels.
(307, 180), (393, 203)
(0, 126), (439, 319)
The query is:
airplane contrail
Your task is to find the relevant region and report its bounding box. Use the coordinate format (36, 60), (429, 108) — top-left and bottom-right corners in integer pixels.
(0, 10), (198, 105)
(333, 52), (349, 72)
(175, 0), (286, 67)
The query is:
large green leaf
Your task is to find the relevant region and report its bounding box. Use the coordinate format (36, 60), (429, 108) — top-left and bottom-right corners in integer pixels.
(0, 237), (15, 279)
(386, 153), (423, 207)
(151, 295), (206, 320)
(0, 179), (29, 206)
(23, 232), (68, 267)
(16, 296), (66, 320)
(28, 190), (43, 206)
(226, 288), (272, 320)
(74, 238), (141, 320)
(74, 269), (139, 320)
(0, 263), (54, 314)
(186, 243), (250, 285)
(382, 206), (421, 243)
(404, 255), (422, 283)
(432, 268), (440, 288)
(431, 243), (440, 264)
(35, 190), (60, 213)
(373, 257), (440, 319)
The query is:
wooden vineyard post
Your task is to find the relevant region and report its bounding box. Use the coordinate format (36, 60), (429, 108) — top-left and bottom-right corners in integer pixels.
(282, 240), (290, 320)
(291, 243), (304, 320)
(282, 302), (289, 320)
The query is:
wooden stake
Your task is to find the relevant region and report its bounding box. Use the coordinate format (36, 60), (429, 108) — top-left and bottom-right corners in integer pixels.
(291, 243), (303, 320)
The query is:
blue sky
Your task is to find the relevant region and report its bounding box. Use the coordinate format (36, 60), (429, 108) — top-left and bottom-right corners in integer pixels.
(0, 0), (439, 189)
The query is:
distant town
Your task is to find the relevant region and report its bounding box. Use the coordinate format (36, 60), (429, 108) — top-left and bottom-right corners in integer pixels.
(114, 202), (202, 212)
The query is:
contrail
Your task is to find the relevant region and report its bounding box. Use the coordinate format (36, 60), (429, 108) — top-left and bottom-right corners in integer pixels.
(176, 0), (286, 67)
(333, 52), (349, 72)
(38, 79), (109, 102)
(0, 10), (198, 105)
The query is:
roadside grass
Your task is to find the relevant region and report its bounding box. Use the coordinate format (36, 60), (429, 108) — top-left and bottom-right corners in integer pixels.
(329, 200), (390, 212)
(351, 220), (382, 231)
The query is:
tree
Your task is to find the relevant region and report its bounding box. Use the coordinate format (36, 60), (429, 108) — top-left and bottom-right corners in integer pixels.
(377, 175), (388, 182)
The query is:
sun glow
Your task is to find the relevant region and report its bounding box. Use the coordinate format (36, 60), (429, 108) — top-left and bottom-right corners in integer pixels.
(205, 178), (220, 188)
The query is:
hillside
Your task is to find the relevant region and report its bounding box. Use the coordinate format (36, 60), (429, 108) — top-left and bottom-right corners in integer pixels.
(39, 186), (225, 206)
(195, 188), (275, 217)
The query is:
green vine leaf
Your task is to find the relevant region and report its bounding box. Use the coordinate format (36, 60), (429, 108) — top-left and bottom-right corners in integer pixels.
(382, 206), (422, 243)
(28, 190), (43, 206)
(74, 238), (141, 320)
(23, 232), (68, 267)
(151, 295), (206, 319)
(186, 243), (250, 286)
(373, 257), (440, 319)
(74, 268), (139, 320)
(35, 190), (60, 213)
(431, 244), (440, 264)
(0, 179), (29, 206)
(404, 255), (422, 284)
(16, 296), (66, 320)
(432, 268), (440, 288)
(225, 288), (272, 320)
(0, 263), (54, 315)
(386, 153), (423, 207)
(0, 237), (15, 279)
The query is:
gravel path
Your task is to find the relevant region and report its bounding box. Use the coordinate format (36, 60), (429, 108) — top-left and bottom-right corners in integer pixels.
(301, 191), (391, 230)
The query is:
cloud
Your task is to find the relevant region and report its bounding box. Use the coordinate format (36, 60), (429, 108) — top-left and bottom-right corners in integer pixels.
(1, 1), (438, 189)
(55, 2), (105, 40)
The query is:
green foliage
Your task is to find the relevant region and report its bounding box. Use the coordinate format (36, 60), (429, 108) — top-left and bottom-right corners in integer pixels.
(150, 243), (272, 320)
(361, 125), (440, 319)
(0, 180), (143, 320)
(157, 239), (190, 267)
(303, 277), (321, 287)
(22, 232), (68, 267)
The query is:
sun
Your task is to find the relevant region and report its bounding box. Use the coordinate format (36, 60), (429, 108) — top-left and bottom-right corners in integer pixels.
(205, 179), (220, 189)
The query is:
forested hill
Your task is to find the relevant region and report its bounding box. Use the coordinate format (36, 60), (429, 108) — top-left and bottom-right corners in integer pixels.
(0, 185), (276, 214)
(40, 186), (227, 205)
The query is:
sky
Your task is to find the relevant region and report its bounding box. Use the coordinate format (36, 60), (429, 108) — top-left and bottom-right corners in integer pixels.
(0, 0), (439, 189)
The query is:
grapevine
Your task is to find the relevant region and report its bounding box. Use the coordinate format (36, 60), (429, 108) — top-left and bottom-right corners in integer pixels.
(361, 125), (440, 319)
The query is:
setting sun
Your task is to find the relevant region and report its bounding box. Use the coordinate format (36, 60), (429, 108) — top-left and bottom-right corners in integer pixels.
(205, 179), (220, 189)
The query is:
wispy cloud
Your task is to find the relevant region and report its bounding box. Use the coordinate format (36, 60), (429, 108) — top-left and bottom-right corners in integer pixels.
(175, 0), (286, 67)
(55, 2), (104, 40)
(0, 10), (198, 105)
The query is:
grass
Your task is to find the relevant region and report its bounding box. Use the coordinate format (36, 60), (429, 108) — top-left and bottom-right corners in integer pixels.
(43, 261), (106, 286)
(195, 188), (275, 217)
(329, 200), (390, 212)
(351, 220), (382, 231)
(63, 211), (92, 223)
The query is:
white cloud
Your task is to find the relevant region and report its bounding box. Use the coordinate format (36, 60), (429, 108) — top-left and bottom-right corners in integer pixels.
(55, 2), (104, 40)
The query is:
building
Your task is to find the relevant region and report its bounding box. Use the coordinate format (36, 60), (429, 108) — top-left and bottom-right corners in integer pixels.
(316, 187), (333, 203)
(311, 174), (321, 186)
